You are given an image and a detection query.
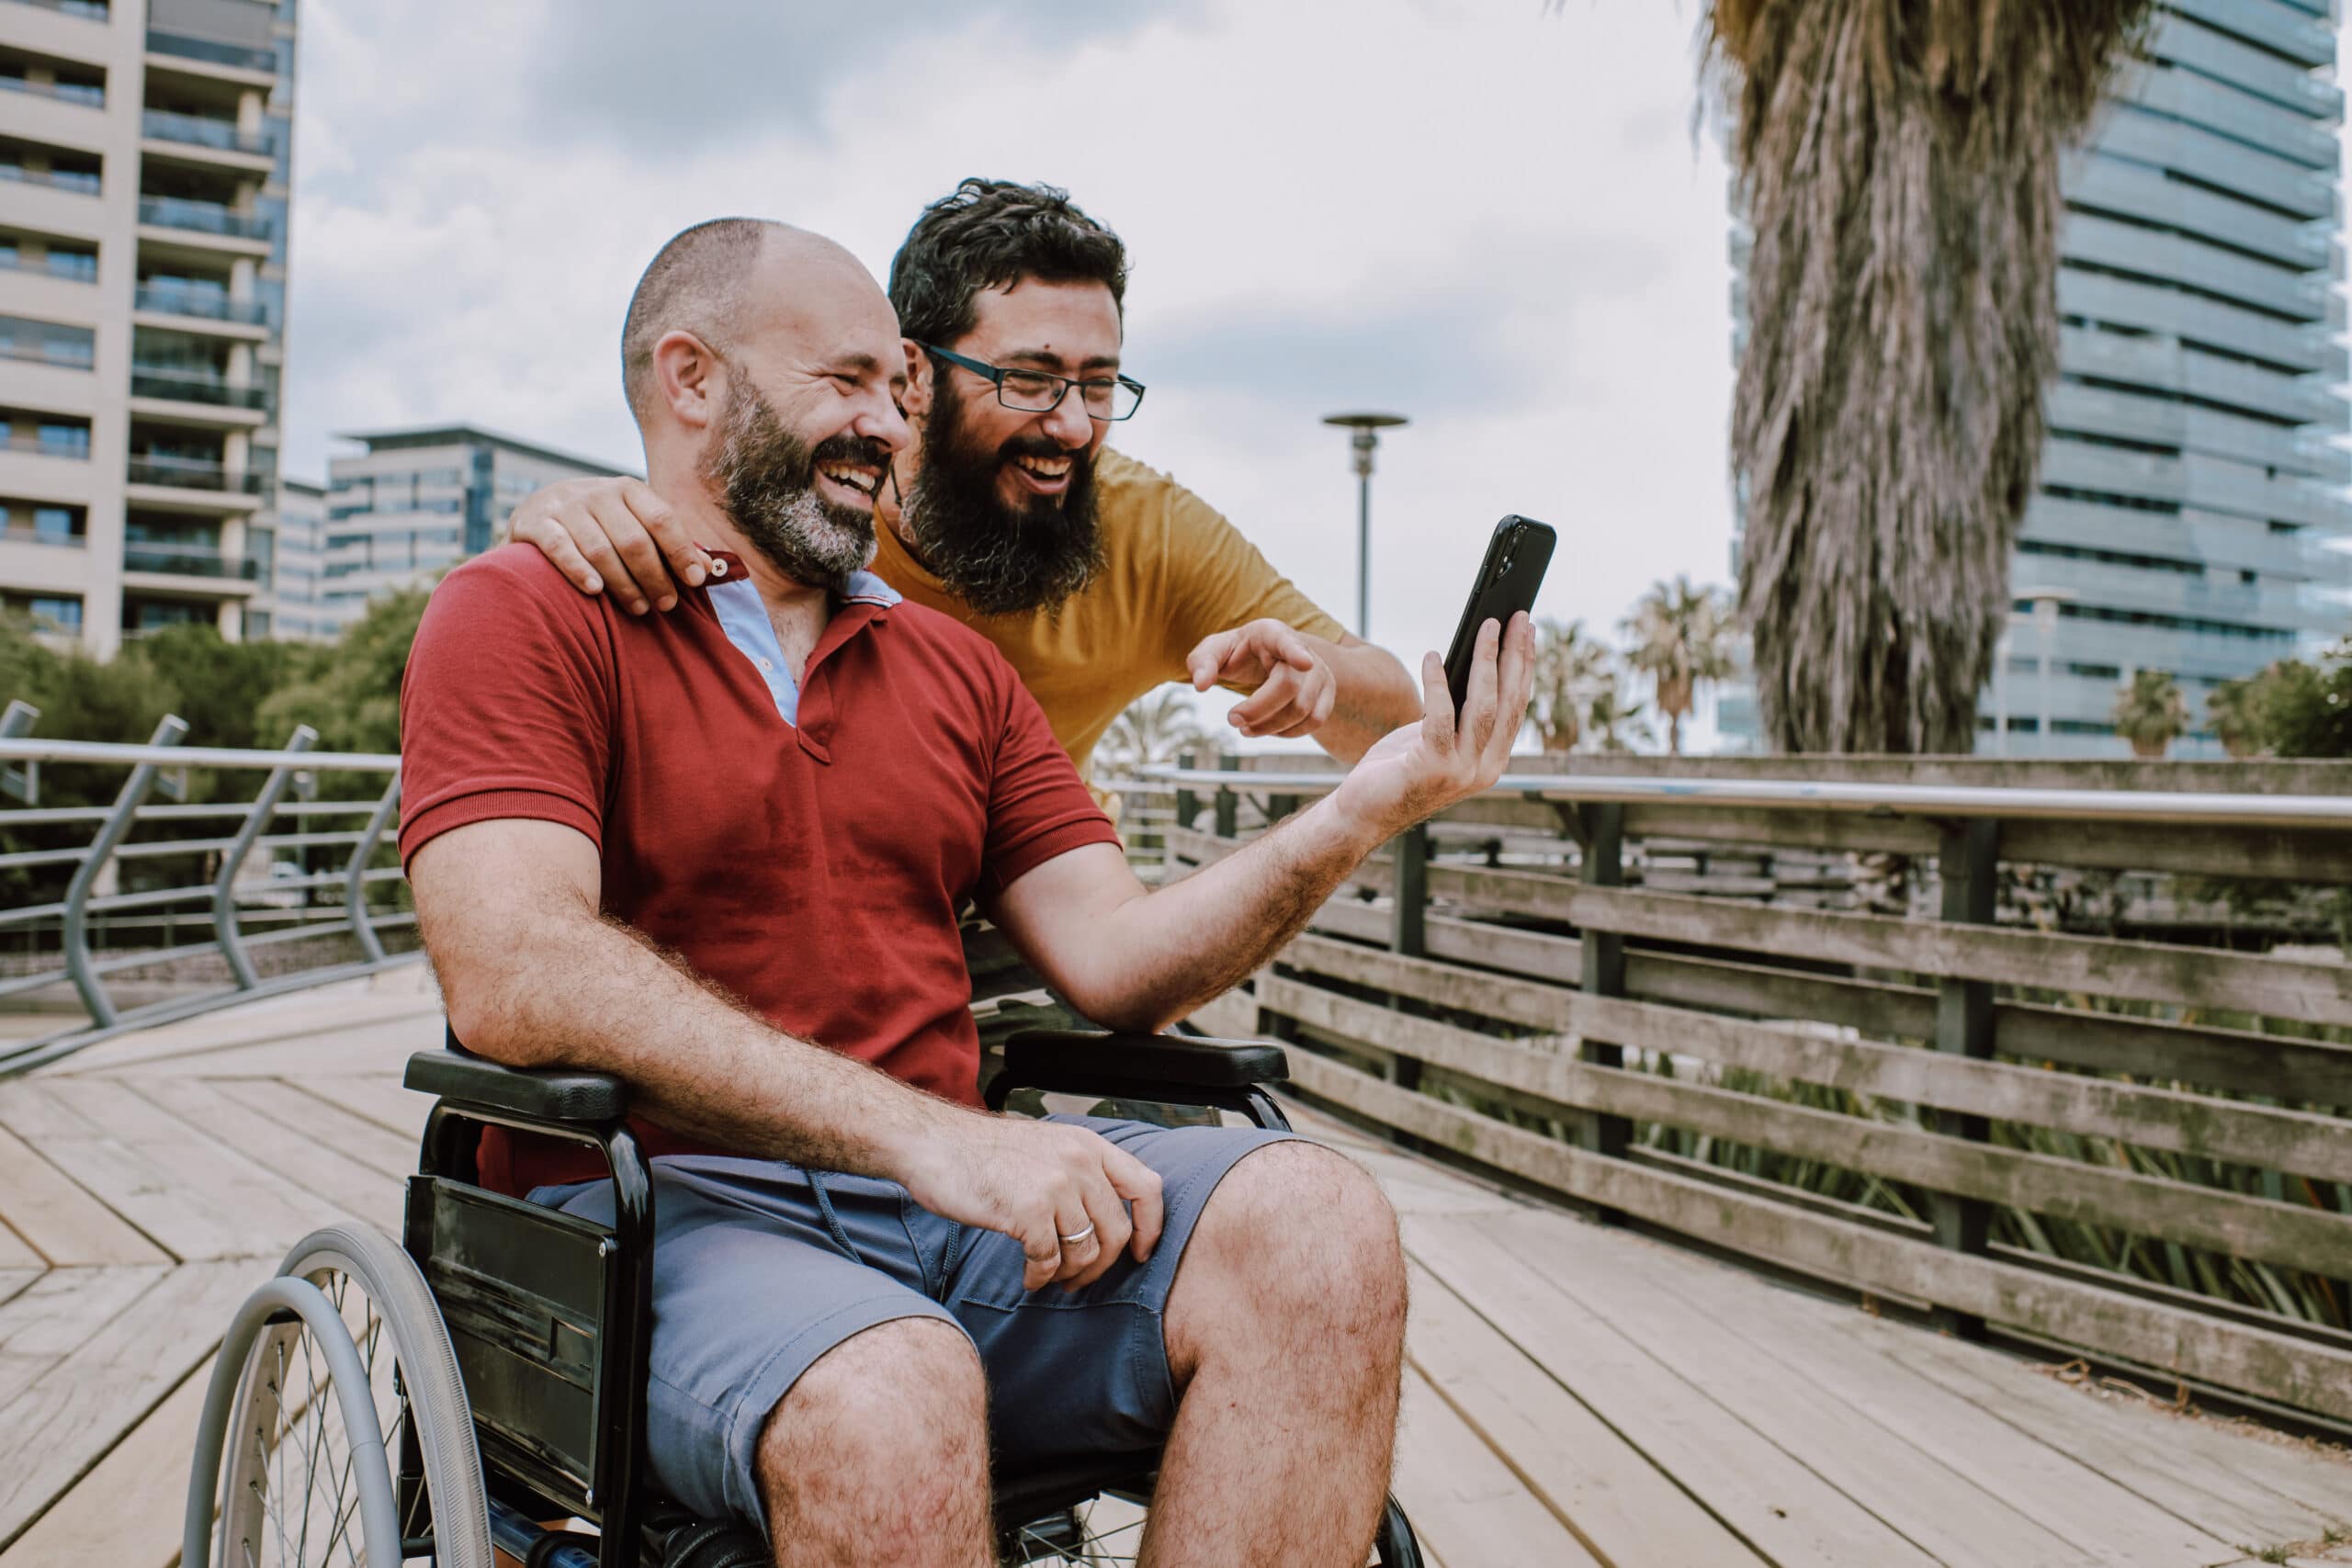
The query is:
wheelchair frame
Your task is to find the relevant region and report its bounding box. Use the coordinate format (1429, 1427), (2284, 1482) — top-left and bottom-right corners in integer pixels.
(387, 1025), (1419, 1566)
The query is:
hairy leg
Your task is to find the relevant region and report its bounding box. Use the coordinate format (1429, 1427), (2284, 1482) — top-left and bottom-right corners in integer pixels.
(752, 1316), (992, 1567)
(1143, 1142), (1407, 1565)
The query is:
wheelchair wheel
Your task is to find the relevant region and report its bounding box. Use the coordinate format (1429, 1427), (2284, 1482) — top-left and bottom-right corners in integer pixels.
(188, 1221), (493, 1567)
(998, 1489), (1421, 1564)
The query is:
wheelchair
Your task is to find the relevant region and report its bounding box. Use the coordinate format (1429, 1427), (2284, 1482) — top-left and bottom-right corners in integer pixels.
(182, 1026), (1425, 1565)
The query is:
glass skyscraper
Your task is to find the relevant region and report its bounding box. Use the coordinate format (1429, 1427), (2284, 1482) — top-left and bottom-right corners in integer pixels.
(1728, 0), (2351, 757)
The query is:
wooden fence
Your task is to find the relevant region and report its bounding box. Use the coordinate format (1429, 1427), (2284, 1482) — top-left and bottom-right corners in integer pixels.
(1152, 753), (2352, 1427)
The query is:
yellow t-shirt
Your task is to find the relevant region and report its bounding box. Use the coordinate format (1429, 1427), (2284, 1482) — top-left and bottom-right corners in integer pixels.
(868, 447), (1347, 775)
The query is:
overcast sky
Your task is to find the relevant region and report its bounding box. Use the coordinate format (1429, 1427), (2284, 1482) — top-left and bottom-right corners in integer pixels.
(278, 1), (1752, 739)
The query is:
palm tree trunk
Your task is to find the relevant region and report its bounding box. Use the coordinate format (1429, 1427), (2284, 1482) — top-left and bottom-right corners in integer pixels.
(1709, 1), (2152, 753)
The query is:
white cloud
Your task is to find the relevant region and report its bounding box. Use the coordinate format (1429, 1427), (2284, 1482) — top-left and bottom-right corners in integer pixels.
(284, 0), (1739, 708)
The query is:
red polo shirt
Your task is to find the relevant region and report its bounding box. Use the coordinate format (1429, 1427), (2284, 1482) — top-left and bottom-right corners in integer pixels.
(398, 543), (1119, 1193)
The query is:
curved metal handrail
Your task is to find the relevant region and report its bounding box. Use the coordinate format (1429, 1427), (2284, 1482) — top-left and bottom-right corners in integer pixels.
(0, 713), (419, 1078)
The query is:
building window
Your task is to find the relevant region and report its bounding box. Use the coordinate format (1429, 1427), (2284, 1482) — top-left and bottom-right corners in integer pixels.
(36, 421), (90, 459)
(243, 609), (271, 638)
(31, 505), (79, 544)
(0, 315), (96, 370)
(6, 593), (82, 635)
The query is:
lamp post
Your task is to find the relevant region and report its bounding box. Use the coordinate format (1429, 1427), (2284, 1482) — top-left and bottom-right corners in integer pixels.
(1322, 412), (1408, 639)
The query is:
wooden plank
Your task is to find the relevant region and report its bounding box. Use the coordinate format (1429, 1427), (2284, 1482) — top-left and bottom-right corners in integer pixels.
(1185, 986), (1260, 1041)
(288, 1071), (435, 1144)
(1890, 1325), (2352, 1545)
(1, 1350), (213, 1568)
(213, 1074), (420, 1182)
(1402, 1213), (1943, 1566)
(0, 1260), (254, 1551)
(0, 1122), (169, 1267)
(1391, 1365), (1605, 1567)
(0, 1081), (336, 1261)
(1498, 1212), (2233, 1566)
(1428, 873), (2352, 1026)
(1403, 1258), (1770, 1566)
(1621, 803), (1937, 855)
(130, 1077), (401, 1230)
(0, 1264), (168, 1411)
(1262, 977), (2352, 1279)
(1275, 941), (2352, 1180)
(1287, 1051), (2352, 1422)
(1458, 1222), (2122, 1568)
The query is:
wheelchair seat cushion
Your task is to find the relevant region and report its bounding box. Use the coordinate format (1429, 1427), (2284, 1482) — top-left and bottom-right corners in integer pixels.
(524, 1114), (1292, 1540)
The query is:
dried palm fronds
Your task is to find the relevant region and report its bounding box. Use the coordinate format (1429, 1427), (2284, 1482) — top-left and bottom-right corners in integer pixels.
(1706, 0), (2154, 752)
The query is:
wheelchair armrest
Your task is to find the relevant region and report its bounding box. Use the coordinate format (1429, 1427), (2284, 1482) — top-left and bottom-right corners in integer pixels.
(1001, 1030), (1289, 1091)
(403, 1034), (628, 1129)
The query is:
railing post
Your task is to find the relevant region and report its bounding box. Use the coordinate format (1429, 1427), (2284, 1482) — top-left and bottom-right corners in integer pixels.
(1390, 823), (1427, 960)
(211, 726), (317, 989)
(1172, 750), (1196, 836)
(345, 773), (402, 964)
(0, 700), (40, 804)
(1579, 801), (1630, 1223)
(62, 715), (189, 1029)
(1213, 754), (1238, 840)
(1932, 817), (2001, 1340)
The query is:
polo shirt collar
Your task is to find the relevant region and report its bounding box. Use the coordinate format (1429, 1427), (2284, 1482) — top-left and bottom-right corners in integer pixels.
(699, 548), (901, 609)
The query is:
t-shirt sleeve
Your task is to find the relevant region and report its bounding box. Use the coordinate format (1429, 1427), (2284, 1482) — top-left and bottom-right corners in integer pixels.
(397, 554), (616, 871)
(978, 656), (1122, 897)
(1156, 476), (1348, 673)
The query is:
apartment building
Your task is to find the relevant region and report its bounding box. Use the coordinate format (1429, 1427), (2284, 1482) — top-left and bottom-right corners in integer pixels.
(0, 0), (295, 655)
(318, 425), (616, 636)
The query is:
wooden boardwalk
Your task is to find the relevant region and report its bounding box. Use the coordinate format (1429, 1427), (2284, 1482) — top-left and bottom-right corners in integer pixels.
(0, 975), (2346, 1566)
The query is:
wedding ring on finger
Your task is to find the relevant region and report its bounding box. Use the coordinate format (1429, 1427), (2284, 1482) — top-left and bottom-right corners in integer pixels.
(1057, 1223), (1096, 1247)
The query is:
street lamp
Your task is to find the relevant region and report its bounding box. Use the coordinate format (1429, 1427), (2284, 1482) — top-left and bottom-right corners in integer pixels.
(1323, 412), (1408, 639)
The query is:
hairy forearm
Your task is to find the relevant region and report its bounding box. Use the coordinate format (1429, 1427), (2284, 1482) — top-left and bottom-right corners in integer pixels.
(1312, 638), (1423, 763)
(425, 900), (962, 1178)
(1082, 795), (1387, 1031)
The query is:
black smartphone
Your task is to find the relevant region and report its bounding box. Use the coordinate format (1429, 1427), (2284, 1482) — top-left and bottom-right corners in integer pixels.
(1442, 515), (1555, 716)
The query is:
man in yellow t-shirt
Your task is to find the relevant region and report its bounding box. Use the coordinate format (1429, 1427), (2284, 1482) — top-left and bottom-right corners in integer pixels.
(508, 179), (1421, 776)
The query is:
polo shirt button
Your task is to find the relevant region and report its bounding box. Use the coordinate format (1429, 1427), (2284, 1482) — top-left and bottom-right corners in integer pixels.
(756, 657), (774, 673)
(710, 560), (728, 577)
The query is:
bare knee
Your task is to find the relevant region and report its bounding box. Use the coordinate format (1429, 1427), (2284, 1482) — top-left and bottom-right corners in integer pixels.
(1170, 1143), (1406, 1378)
(754, 1315), (988, 1561)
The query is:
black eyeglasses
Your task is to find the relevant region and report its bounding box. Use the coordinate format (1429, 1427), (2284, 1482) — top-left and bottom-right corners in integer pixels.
(918, 343), (1146, 422)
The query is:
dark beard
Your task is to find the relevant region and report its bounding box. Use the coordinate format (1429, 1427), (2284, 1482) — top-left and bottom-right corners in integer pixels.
(700, 378), (885, 592)
(901, 375), (1105, 618)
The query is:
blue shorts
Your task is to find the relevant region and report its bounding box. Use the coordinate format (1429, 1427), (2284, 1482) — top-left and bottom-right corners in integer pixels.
(530, 1115), (1293, 1532)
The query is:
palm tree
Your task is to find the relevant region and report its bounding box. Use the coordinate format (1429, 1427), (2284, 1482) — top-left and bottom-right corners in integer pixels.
(2111, 669), (2189, 760)
(1530, 617), (1613, 752)
(2206, 675), (2265, 760)
(1583, 685), (1654, 754)
(1098, 688), (1208, 774)
(1704, 1), (2154, 752)
(1623, 577), (1735, 755)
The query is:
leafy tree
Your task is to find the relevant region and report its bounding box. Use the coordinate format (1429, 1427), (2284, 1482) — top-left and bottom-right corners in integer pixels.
(1705, 0), (2154, 751)
(256, 587), (432, 758)
(2206, 674), (2267, 760)
(1623, 577), (1734, 755)
(2110, 670), (2188, 760)
(1530, 617), (1612, 753)
(2245, 649), (2352, 761)
(1582, 686), (1653, 754)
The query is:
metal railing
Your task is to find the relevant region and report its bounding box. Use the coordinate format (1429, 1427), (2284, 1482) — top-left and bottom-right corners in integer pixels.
(134, 284), (267, 324)
(129, 367), (269, 410)
(0, 164), (100, 196)
(141, 108), (274, 157)
(1, 251), (96, 285)
(137, 197), (271, 243)
(0, 73), (103, 107)
(144, 29), (277, 73)
(0, 708), (413, 1079)
(122, 545), (257, 580)
(126, 456), (265, 493)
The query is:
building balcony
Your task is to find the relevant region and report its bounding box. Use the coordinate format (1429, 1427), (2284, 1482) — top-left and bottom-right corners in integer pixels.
(4, 0), (110, 17)
(129, 367), (267, 412)
(0, 163), (98, 197)
(131, 285), (270, 340)
(0, 75), (103, 111)
(138, 108), (275, 176)
(124, 456), (265, 510)
(137, 197), (269, 243)
(0, 432), (88, 462)
(143, 29), (276, 82)
(122, 544), (259, 583)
